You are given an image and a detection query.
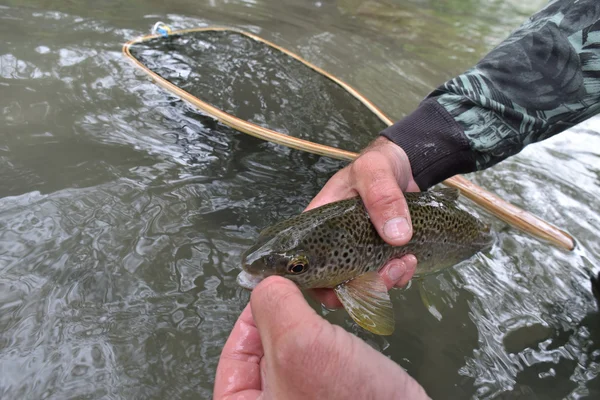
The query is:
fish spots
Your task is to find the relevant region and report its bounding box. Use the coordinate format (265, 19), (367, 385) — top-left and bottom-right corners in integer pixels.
(245, 192), (488, 289)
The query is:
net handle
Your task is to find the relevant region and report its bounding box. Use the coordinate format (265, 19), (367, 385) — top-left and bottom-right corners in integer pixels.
(122, 26), (575, 251)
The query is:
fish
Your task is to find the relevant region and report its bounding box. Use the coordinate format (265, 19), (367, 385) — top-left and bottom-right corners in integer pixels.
(237, 188), (493, 335)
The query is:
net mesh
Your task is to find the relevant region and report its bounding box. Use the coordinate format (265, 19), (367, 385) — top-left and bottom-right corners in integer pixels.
(128, 30), (387, 153)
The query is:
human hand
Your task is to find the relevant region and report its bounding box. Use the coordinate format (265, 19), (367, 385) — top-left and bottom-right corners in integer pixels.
(305, 136), (420, 308)
(214, 276), (430, 400)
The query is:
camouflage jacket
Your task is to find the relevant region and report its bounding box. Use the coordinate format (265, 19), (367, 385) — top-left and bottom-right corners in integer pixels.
(381, 0), (600, 190)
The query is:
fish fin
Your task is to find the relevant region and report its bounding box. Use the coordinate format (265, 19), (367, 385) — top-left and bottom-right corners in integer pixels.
(334, 271), (394, 335)
(432, 187), (460, 201)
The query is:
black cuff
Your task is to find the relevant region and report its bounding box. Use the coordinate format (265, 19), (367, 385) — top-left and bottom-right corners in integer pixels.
(380, 98), (476, 190)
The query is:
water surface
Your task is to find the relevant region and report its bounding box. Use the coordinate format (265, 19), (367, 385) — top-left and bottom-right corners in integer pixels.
(1, 0), (600, 399)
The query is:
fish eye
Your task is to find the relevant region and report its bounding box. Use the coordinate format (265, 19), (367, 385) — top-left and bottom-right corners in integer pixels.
(287, 256), (308, 274)
(288, 263), (305, 274)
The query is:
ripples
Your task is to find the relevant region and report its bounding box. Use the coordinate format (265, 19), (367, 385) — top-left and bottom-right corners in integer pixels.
(0, 54), (49, 80)
(130, 30), (385, 152)
(2, 1), (600, 399)
(1, 3), (357, 399)
(432, 120), (600, 398)
(0, 175), (250, 397)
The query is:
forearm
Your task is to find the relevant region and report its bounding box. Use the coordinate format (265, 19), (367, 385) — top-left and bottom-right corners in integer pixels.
(382, 0), (600, 190)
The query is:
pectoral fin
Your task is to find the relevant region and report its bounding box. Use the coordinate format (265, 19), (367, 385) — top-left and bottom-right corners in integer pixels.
(334, 271), (395, 335)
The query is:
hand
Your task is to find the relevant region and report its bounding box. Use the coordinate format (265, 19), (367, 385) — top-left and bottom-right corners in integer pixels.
(305, 136), (421, 308)
(214, 276), (430, 400)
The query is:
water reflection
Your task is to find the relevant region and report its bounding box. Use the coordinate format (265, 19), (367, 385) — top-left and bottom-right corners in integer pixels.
(0, 1), (599, 399)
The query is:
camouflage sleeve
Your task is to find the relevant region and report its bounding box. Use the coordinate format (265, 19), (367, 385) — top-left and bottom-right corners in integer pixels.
(380, 0), (600, 190)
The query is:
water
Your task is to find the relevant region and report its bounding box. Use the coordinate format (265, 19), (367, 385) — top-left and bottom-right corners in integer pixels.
(128, 29), (385, 152)
(1, 0), (599, 398)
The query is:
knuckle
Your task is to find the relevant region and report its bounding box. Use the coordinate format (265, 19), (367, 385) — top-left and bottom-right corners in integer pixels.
(349, 150), (411, 223)
(366, 183), (405, 216)
(350, 151), (379, 176)
(352, 156), (398, 197)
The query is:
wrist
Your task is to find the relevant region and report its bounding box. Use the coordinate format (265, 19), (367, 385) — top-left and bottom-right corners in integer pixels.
(379, 98), (476, 190)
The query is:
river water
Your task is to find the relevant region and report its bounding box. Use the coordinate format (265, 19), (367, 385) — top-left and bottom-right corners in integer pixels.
(1, 0), (600, 399)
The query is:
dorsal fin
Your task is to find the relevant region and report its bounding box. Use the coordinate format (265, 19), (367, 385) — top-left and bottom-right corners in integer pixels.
(430, 188), (460, 202)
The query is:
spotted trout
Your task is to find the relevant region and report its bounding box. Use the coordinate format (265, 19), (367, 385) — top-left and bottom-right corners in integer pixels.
(237, 188), (493, 335)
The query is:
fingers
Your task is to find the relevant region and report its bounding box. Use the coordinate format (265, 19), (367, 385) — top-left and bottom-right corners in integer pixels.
(351, 151), (412, 246)
(214, 303), (263, 400)
(250, 276), (321, 347)
(308, 288), (343, 309)
(379, 254), (418, 289)
(307, 138), (419, 248)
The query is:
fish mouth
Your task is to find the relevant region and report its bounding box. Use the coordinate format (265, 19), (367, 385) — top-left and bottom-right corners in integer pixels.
(236, 270), (266, 290)
(238, 243), (282, 290)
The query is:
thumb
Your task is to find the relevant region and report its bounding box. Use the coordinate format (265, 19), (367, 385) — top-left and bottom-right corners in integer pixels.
(250, 276), (321, 347)
(350, 150), (413, 246)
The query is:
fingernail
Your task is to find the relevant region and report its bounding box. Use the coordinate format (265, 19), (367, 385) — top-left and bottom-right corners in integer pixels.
(383, 217), (411, 241)
(387, 261), (406, 282)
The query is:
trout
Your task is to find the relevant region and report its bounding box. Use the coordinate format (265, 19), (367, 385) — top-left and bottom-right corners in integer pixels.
(237, 188), (493, 335)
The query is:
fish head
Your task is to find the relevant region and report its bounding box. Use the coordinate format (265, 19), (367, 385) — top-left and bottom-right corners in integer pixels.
(237, 199), (362, 290)
(237, 221), (323, 290)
